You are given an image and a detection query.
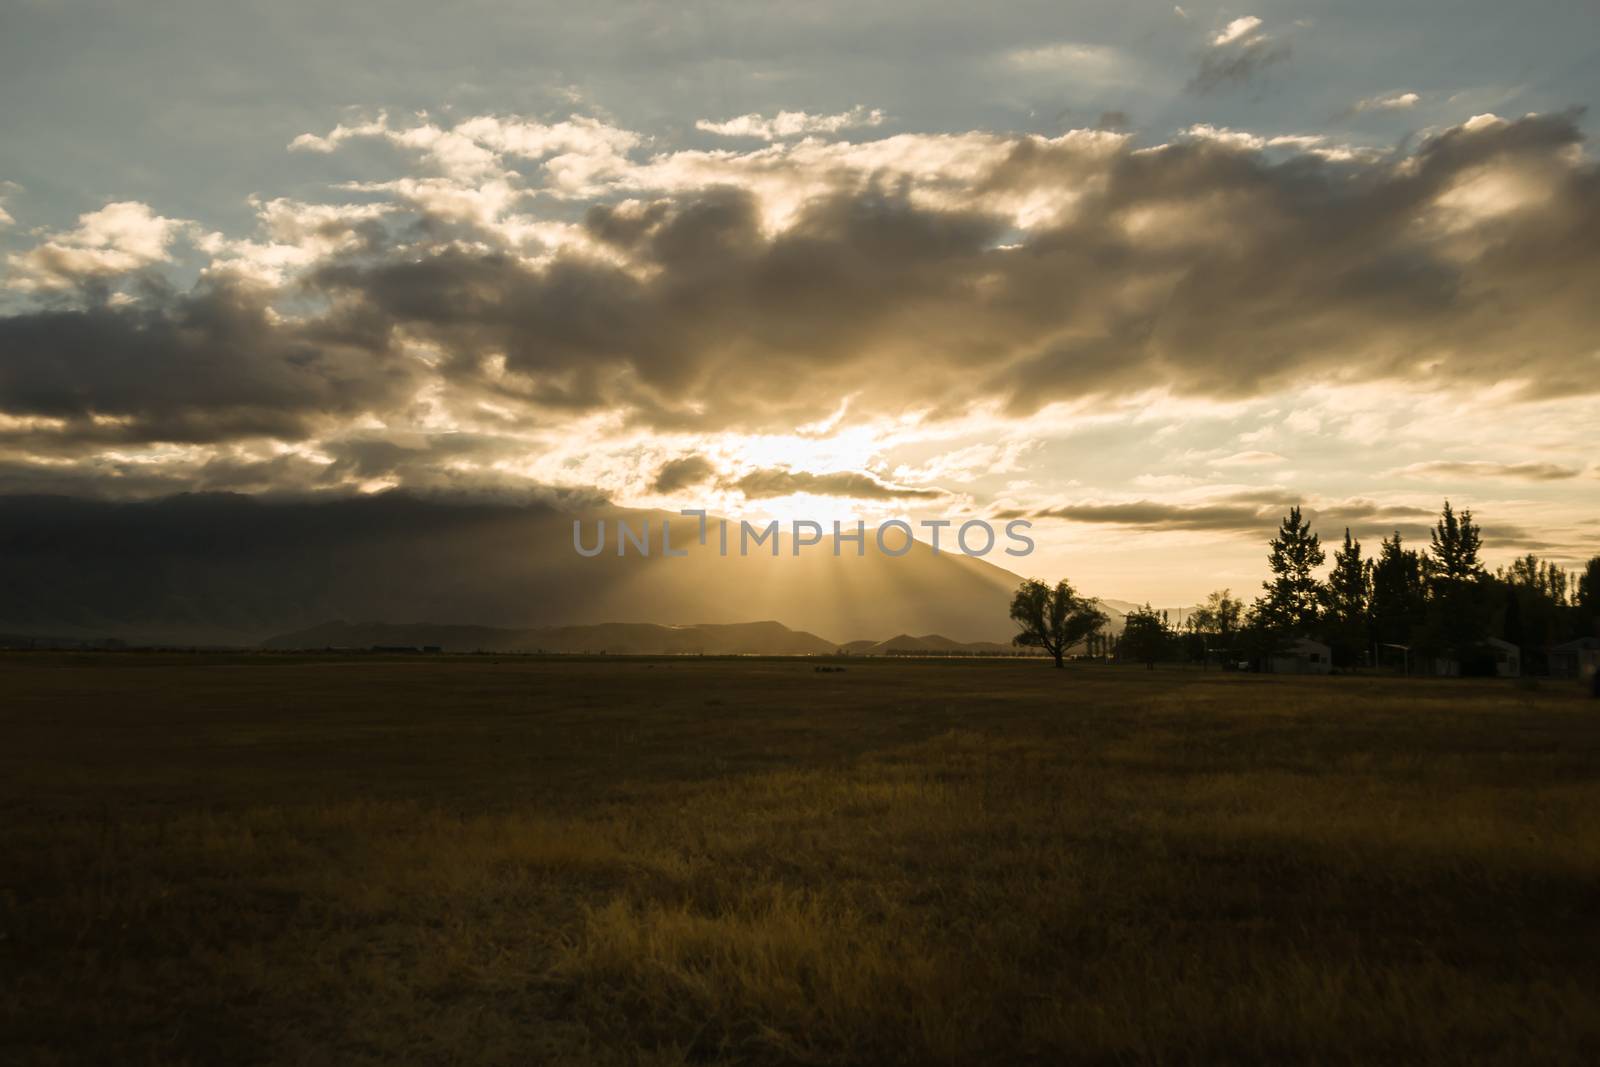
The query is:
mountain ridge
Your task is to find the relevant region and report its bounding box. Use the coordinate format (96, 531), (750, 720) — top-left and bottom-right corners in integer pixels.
(258, 619), (1040, 656)
(0, 492), (1027, 646)
(0, 491), (1194, 650)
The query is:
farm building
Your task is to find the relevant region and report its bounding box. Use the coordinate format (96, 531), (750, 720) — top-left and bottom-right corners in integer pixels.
(1549, 637), (1600, 680)
(1430, 637), (1521, 678)
(1487, 637), (1521, 678)
(1270, 637), (1332, 675)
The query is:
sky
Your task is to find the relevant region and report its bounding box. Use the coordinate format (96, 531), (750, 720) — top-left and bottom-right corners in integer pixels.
(1, 0), (1597, 604)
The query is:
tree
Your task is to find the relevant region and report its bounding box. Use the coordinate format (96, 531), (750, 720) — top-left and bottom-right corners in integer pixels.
(1420, 499), (1491, 668)
(1422, 501), (1492, 669)
(1186, 589), (1244, 667)
(1243, 599), (1298, 670)
(1429, 500), (1484, 583)
(1323, 528), (1372, 667)
(1577, 556), (1600, 617)
(1370, 531), (1427, 651)
(1121, 604), (1173, 669)
(1498, 554), (1573, 667)
(1325, 529), (1370, 619)
(1010, 578), (1109, 669)
(1255, 506), (1326, 633)
(1500, 553), (1570, 605)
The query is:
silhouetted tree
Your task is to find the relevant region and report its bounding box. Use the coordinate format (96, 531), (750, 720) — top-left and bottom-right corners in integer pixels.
(1503, 585), (1524, 650)
(1186, 589), (1244, 667)
(1423, 501), (1491, 667)
(1371, 531), (1428, 654)
(1497, 554), (1587, 671)
(1500, 554), (1571, 605)
(1243, 601), (1298, 670)
(1121, 604), (1172, 669)
(1254, 506), (1325, 633)
(1010, 578), (1109, 668)
(1323, 528), (1372, 667)
(1577, 556), (1600, 620)
(1429, 500), (1484, 583)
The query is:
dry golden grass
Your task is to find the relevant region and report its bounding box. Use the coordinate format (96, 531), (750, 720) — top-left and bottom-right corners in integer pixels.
(1, 654), (1597, 1064)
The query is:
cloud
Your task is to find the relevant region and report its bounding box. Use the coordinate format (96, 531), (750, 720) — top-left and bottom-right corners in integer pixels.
(196, 197), (390, 285)
(1352, 91), (1420, 114)
(695, 107), (885, 140)
(4, 109), (1600, 501)
(890, 441), (1036, 484)
(288, 114), (393, 153)
(1181, 124), (1367, 161)
(1209, 450), (1287, 467)
(297, 111), (1600, 437)
(1026, 498), (1268, 531)
(0, 280), (417, 444)
(1211, 16), (1262, 47)
(1025, 494), (1574, 553)
(291, 112), (641, 196)
(729, 468), (945, 500)
(7, 201), (191, 291)
(1385, 460), (1582, 481)
(1007, 490), (1569, 553)
(1004, 43), (1130, 84)
(652, 454), (717, 493)
(1190, 18), (1290, 94)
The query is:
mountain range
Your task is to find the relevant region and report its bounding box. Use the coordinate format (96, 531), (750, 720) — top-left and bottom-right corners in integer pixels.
(0, 492), (1024, 646)
(258, 619), (1029, 656)
(0, 492), (1192, 650)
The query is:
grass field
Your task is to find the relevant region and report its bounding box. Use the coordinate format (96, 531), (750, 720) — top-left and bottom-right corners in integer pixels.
(2, 654), (1598, 1065)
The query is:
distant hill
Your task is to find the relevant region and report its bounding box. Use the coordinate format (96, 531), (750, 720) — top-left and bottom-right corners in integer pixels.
(0, 492), (1029, 647)
(1096, 600), (1203, 635)
(261, 620), (1044, 657)
(860, 633), (1021, 655)
(262, 619), (837, 655)
(0, 491), (1187, 650)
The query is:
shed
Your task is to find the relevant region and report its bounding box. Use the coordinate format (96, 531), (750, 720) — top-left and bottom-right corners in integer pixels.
(1486, 636), (1521, 679)
(1550, 637), (1600, 680)
(1432, 638), (1522, 678)
(1270, 637), (1332, 675)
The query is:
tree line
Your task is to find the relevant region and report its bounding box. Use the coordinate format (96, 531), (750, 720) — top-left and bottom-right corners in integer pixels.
(1012, 501), (1600, 675)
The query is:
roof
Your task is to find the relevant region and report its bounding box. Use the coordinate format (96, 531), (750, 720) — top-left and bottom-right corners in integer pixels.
(1551, 637), (1600, 652)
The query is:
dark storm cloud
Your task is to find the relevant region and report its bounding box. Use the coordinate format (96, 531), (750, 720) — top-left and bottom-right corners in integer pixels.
(313, 185), (1007, 429)
(1015, 492), (1442, 538)
(1021, 499), (1267, 531)
(981, 111), (1600, 414)
(730, 468), (944, 500)
(652, 454), (716, 493)
(310, 111), (1600, 435)
(0, 437), (510, 499)
(318, 433), (511, 481)
(1387, 460), (1583, 481)
(0, 280), (414, 444)
(1007, 489), (1567, 553)
(4, 111), (1600, 470)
